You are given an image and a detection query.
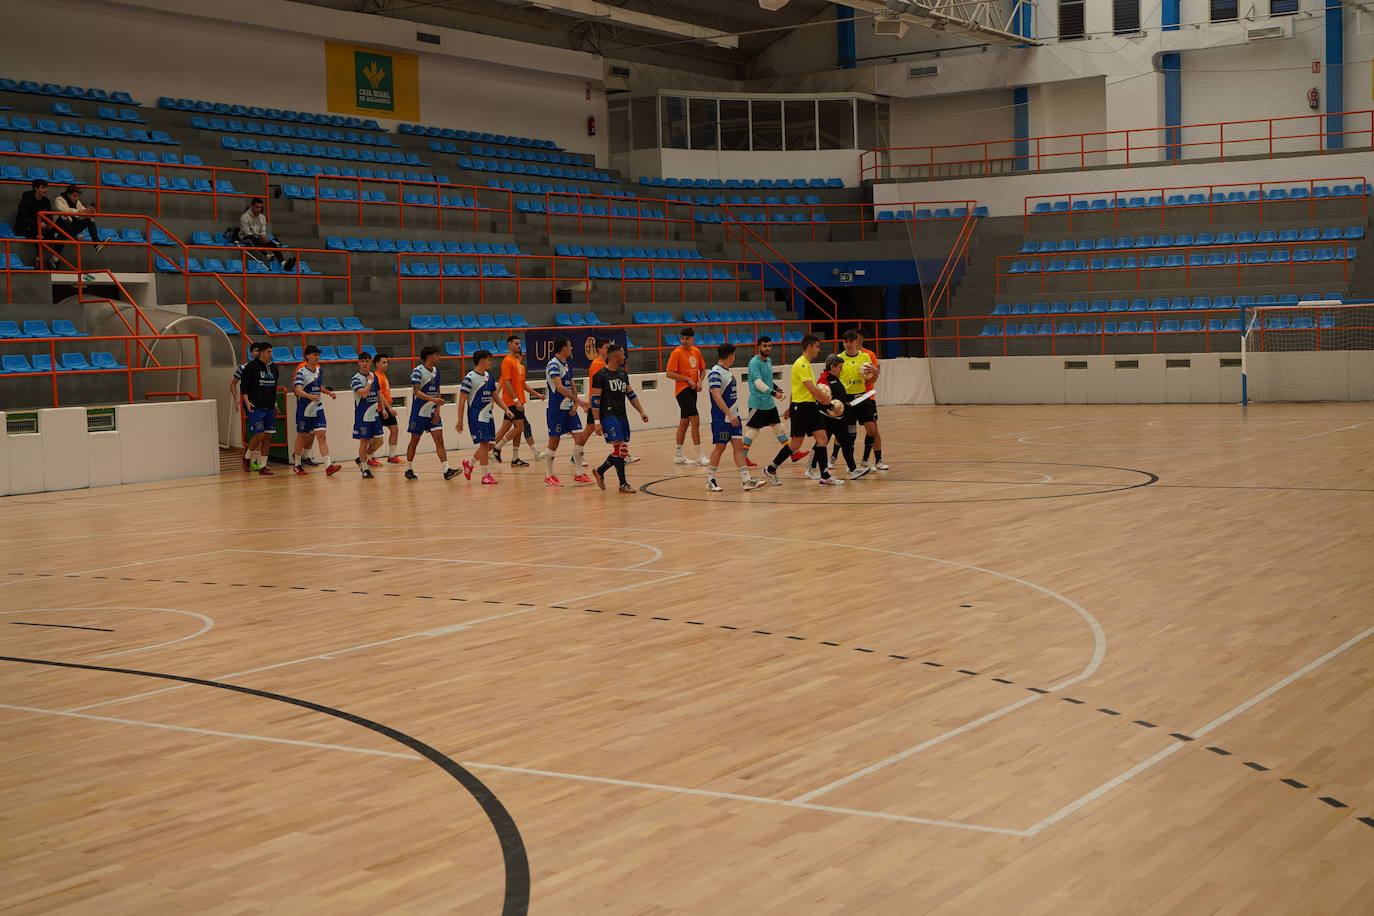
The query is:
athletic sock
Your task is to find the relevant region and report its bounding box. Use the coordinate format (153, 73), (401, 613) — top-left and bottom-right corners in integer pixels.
(674, 446), (685, 459)
(441, 460), (450, 471)
(572, 444), (584, 466)
(612, 455), (627, 485)
(321, 455), (331, 466)
(511, 442), (521, 459)
(863, 436), (874, 463)
(874, 449), (883, 462)
(774, 426), (788, 444)
(290, 453), (300, 466)
(817, 449), (830, 480)
(738, 465), (750, 484)
(407, 460), (414, 472)
(771, 444), (792, 468)
(544, 452), (556, 476)
(597, 456), (614, 476)
(708, 465), (718, 481)
(742, 433), (753, 447)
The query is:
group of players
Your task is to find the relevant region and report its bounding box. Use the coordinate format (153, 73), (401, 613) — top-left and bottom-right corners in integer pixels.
(232, 325), (886, 492)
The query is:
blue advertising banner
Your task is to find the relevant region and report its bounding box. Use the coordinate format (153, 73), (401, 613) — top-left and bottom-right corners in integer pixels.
(525, 328), (627, 374)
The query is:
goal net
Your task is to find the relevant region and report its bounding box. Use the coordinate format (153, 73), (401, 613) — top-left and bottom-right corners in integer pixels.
(1241, 301), (1374, 403)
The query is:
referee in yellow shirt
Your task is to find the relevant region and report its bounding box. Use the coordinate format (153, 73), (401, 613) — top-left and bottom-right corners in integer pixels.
(837, 328), (883, 470)
(763, 334), (844, 487)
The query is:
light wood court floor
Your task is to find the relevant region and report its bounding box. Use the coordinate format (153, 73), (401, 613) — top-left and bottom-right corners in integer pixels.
(2, 402), (1372, 914)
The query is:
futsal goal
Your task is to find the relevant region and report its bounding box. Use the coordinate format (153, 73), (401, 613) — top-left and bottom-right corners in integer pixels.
(1241, 301), (1374, 404)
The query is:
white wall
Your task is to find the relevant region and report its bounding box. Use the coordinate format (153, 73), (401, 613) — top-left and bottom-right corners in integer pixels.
(7, 0), (608, 162)
(656, 149), (860, 186)
(0, 401), (219, 495)
(886, 89), (1015, 156)
(874, 148), (1374, 216)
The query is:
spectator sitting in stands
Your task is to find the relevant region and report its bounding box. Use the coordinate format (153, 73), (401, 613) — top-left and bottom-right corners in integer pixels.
(238, 198), (296, 272)
(13, 179), (57, 268)
(51, 185), (105, 263)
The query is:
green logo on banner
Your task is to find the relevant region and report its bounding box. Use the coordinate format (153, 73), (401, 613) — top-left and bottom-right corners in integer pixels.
(354, 51), (394, 111)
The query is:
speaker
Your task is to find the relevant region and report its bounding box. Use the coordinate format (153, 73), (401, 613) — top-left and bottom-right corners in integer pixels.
(873, 13), (909, 38)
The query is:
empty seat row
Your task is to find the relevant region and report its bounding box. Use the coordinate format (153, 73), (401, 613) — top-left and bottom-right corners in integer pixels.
(271, 345), (393, 363)
(1030, 185), (1370, 214)
(683, 309), (777, 324)
(399, 123), (563, 151)
(0, 319), (84, 338)
(0, 142), (203, 166)
(674, 193), (826, 207)
(1020, 226), (1365, 254)
(457, 157), (611, 182)
(253, 316), (372, 335)
(714, 212), (830, 225)
(980, 316), (1334, 337)
(397, 262), (513, 278)
(156, 257), (317, 275)
(427, 141), (579, 166)
(408, 313), (533, 331)
(37, 102), (146, 123)
(1, 80), (138, 105)
(161, 97), (382, 131)
(554, 312), (604, 327)
(486, 178), (595, 196)
(193, 117), (396, 146)
(98, 172), (239, 194)
(992, 293), (1341, 316)
(1007, 248), (1359, 273)
(641, 176), (844, 190)
(2, 351), (126, 372)
(280, 185), (386, 203)
(251, 160), (449, 184)
(327, 236), (519, 255)
(519, 199), (665, 219)
(221, 136), (425, 165)
(556, 244), (701, 260)
(665, 330), (803, 346)
(878, 207), (988, 220)
(0, 224), (176, 246)
(446, 340), (523, 358)
(592, 266), (733, 281)
(0, 117), (174, 144)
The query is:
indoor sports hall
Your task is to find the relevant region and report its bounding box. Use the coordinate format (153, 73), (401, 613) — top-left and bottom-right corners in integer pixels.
(1, 1), (1372, 913)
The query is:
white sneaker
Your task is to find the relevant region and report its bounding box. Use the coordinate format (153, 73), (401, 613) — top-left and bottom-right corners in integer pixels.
(697, 455), (711, 466)
(806, 468), (821, 480)
(673, 455), (692, 465)
(706, 479), (722, 492)
(875, 460), (890, 470)
(818, 477), (846, 486)
(764, 468), (781, 486)
(742, 478), (764, 491)
(533, 448), (547, 460)
(850, 465), (872, 481)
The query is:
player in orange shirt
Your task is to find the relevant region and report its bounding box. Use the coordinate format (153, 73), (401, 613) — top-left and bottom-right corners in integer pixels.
(665, 326), (709, 466)
(492, 335), (545, 468)
(374, 352), (404, 464)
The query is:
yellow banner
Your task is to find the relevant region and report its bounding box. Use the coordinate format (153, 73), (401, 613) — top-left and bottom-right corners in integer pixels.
(324, 42), (419, 121)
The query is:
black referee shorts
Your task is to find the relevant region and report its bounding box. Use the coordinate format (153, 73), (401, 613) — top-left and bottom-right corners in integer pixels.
(789, 402), (824, 438)
(676, 387), (699, 419)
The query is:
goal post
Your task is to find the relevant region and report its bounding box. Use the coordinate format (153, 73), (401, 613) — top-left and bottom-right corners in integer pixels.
(1240, 300), (1374, 404)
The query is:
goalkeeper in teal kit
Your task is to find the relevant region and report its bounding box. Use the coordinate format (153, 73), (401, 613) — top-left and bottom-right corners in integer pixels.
(742, 335), (807, 467)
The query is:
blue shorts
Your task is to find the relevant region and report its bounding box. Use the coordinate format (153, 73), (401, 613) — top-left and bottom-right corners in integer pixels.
(247, 407), (275, 435)
(353, 418), (382, 440)
(295, 412), (326, 435)
(711, 422), (742, 445)
(407, 410), (442, 436)
(547, 409), (583, 438)
(470, 420), (495, 444)
(601, 415), (630, 443)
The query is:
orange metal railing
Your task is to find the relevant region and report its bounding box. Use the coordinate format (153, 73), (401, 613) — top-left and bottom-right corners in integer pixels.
(395, 251), (591, 307)
(543, 190), (694, 242)
(861, 110), (1374, 182)
(311, 174), (513, 232)
(0, 333), (202, 407)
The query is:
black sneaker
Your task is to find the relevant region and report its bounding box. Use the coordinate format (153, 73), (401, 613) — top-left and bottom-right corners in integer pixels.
(361, 468), (373, 479)
(443, 467), (460, 480)
(511, 458), (530, 468)
(404, 469), (418, 480)
(284, 256), (298, 272)
(491, 446), (503, 463)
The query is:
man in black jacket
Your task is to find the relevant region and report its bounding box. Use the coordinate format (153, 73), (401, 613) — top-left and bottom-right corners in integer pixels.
(13, 179), (52, 267)
(810, 354), (870, 481)
(239, 341), (280, 475)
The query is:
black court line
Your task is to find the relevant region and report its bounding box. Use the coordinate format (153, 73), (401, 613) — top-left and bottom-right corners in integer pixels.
(9, 622), (115, 632)
(636, 459), (1158, 505)
(24, 569), (1372, 834)
(0, 655), (530, 916)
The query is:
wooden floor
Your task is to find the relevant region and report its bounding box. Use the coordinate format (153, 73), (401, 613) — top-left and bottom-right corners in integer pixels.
(2, 403), (1373, 915)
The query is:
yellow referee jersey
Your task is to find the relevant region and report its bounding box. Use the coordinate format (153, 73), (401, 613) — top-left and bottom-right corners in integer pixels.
(790, 354), (816, 403)
(838, 350), (873, 395)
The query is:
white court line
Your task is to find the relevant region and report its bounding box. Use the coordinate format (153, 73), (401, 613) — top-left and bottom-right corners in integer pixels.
(241, 548), (690, 576)
(1293, 420), (1374, 441)
(0, 551), (230, 591)
(0, 703), (418, 760)
(1022, 623), (1374, 836)
(1, 606), (216, 660)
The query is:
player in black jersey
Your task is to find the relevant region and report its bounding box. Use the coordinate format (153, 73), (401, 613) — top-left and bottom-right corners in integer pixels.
(589, 344), (648, 493)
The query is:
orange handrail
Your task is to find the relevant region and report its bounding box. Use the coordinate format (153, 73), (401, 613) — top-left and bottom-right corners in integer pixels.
(718, 203), (838, 339)
(924, 210), (978, 322)
(0, 333), (201, 408)
(861, 109), (1374, 181)
(309, 174), (513, 232)
(395, 251), (591, 306)
(543, 190), (694, 242)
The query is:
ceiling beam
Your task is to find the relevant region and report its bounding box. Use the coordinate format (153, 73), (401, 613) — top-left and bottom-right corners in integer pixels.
(483, 0), (739, 48)
(823, 0), (1036, 47)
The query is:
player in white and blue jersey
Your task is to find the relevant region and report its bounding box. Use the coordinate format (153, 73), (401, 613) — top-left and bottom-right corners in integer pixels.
(404, 345), (459, 481)
(456, 349), (509, 485)
(350, 351), (383, 478)
(541, 337), (592, 487)
(289, 345), (340, 476)
(706, 343), (762, 492)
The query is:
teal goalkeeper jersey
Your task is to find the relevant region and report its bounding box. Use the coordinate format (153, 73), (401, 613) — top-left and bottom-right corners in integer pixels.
(746, 355), (775, 410)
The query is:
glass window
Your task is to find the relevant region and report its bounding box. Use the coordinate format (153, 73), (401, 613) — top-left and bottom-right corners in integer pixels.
(631, 96), (657, 150)
(1270, 0), (1298, 13)
(689, 97), (718, 150)
(751, 99), (782, 151)
(720, 99), (750, 150)
(1211, 0), (1238, 21)
(784, 99), (817, 151)
(1059, 0), (1085, 40)
(818, 99), (855, 149)
(857, 99), (878, 150)
(1113, 0), (1140, 33)
(660, 95), (688, 149)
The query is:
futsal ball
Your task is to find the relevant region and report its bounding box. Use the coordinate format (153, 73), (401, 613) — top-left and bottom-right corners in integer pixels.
(860, 364), (877, 380)
(826, 401), (845, 417)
